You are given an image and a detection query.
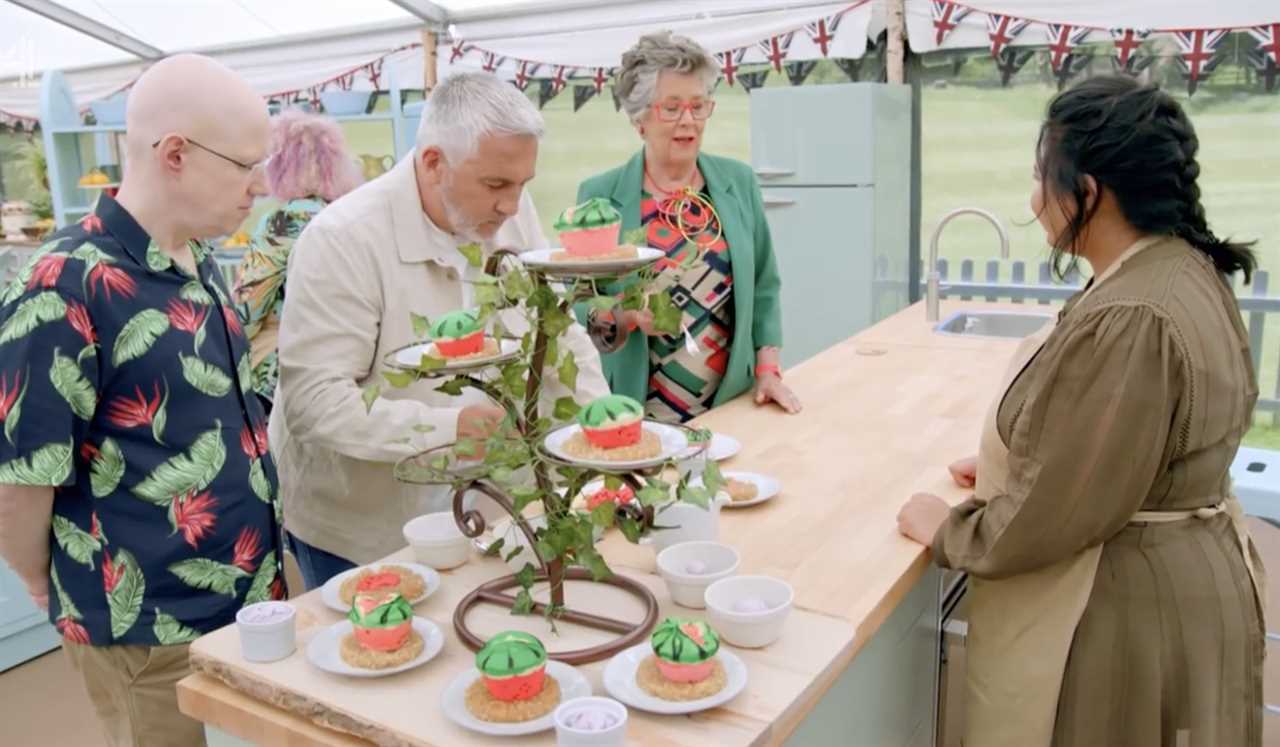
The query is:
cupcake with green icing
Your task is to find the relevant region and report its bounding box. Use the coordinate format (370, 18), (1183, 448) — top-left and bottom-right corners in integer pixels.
(651, 617), (720, 683)
(554, 197), (622, 257)
(348, 591), (415, 652)
(430, 310), (484, 358)
(578, 394), (644, 449)
(476, 630), (549, 702)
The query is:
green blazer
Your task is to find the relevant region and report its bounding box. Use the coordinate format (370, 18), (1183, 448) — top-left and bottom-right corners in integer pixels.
(575, 150), (783, 408)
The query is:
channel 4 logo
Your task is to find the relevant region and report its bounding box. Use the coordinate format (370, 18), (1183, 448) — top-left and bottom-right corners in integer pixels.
(2, 37), (38, 88)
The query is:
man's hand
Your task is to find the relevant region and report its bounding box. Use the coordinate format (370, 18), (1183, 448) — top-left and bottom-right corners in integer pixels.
(456, 404), (506, 458)
(0, 484), (54, 611)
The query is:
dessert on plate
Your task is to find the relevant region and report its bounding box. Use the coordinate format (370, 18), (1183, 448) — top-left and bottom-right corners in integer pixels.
(725, 478), (759, 503)
(338, 566), (427, 607)
(465, 631), (562, 722)
(552, 198), (637, 262)
(429, 310), (499, 361)
(562, 394), (661, 462)
(339, 590), (423, 669)
(636, 617), (727, 701)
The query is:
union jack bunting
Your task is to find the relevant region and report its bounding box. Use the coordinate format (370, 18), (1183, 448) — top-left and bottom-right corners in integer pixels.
(719, 48), (747, 87)
(449, 41), (472, 63)
(931, 1), (971, 46)
(1109, 28), (1151, 68)
(987, 14), (1030, 59)
(757, 33), (795, 72)
(1249, 24), (1280, 66)
(1174, 29), (1228, 82)
(481, 51), (506, 73)
(805, 14), (843, 58)
(1045, 24), (1091, 72)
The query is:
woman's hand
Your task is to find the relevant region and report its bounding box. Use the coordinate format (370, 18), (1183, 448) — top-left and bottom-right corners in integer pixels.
(897, 492), (951, 546)
(754, 373), (801, 414)
(948, 456), (978, 489)
(618, 309), (658, 336)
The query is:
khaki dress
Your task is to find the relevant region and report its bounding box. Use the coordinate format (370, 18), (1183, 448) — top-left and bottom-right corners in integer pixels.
(934, 236), (1266, 747)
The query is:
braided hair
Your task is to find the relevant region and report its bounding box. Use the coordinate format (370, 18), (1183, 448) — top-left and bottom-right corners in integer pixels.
(1035, 75), (1255, 282)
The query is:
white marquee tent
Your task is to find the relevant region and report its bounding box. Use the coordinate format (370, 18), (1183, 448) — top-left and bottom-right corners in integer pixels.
(1, 0), (1277, 128)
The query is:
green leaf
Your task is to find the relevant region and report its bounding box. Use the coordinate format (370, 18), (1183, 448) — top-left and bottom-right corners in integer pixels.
(152, 608), (200, 644)
(701, 460), (726, 498)
(412, 423), (436, 433)
(622, 227), (648, 246)
(180, 354), (232, 397)
(415, 354), (446, 372)
(577, 545), (612, 582)
(52, 515), (100, 570)
(410, 312), (432, 340)
(179, 281), (214, 306)
(557, 352), (579, 392)
(649, 291), (682, 335)
(0, 440), (72, 485)
(90, 437), (125, 498)
(458, 242), (484, 268)
(504, 545), (524, 563)
(502, 270), (533, 301)
(108, 549), (145, 639)
(587, 296), (618, 312)
(113, 309), (169, 366)
(237, 353), (252, 394)
(49, 348), (95, 420)
(244, 551), (278, 604)
(618, 516), (643, 543)
(638, 486), (667, 507)
(436, 378), (467, 397)
(475, 282), (502, 307)
(453, 439), (479, 458)
(541, 308), (573, 338)
(515, 562), (536, 589)
(168, 558), (249, 597)
(482, 537), (505, 558)
(249, 458), (272, 503)
(553, 397), (580, 422)
(0, 292), (67, 346)
(512, 589), (534, 616)
(153, 378), (169, 444)
(501, 363), (529, 398)
(512, 487), (541, 514)
(132, 424), (225, 505)
(4, 369), (28, 446)
(678, 484), (712, 510)
(490, 466), (515, 485)
(589, 502), (616, 529)
(361, 383), (381, 413)
(50, 563), (81, 620)
(383, 370), (416, 388)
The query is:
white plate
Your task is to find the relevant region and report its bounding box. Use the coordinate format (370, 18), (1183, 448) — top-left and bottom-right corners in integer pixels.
(390, 338), (521, 371)
(543, 422), (689, 471)
(441, 660), (591, 736)
(321, 563), (442, 613)
(678, 432), (741, 463)
(519, 247), (664, 275)
(602, 643), (747, 715)
(694, 470), (780, 509)
(306, 617), (444, 678)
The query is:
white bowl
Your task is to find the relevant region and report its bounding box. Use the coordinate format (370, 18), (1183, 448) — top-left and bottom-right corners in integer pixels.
(236, 601), (296, 662)
(553, 696), (628, 746)
(403, 512), (472, 570)
(703, 575), (793, 648)
(655, 541), (739, 609)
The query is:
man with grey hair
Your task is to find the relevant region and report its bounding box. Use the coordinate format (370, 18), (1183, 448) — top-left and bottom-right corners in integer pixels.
(269, 72), (608, 588)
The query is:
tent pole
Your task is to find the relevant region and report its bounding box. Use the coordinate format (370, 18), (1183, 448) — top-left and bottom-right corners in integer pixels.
(423, 29), (438, 92)
(886, 0), (907, 84)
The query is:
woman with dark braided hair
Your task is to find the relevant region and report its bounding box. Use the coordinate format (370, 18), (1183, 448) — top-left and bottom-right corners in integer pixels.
(898, 75), (1265, 746)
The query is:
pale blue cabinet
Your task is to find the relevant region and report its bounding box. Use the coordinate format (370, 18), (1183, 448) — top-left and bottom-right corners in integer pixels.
(0, 558), (59, 672)
(751, 83), (913, 368)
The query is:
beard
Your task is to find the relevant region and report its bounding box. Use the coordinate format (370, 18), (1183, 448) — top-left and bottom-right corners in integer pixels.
(439, 176), (487, 243)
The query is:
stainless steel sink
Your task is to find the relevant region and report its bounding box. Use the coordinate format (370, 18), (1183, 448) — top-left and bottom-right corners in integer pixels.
(934, 310), (1052, 339)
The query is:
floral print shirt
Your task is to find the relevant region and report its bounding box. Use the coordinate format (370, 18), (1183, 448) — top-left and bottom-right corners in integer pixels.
(0, 194), (284, 647)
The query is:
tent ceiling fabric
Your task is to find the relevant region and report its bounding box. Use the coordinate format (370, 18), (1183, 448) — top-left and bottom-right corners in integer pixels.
(1, 0), (1278, 123)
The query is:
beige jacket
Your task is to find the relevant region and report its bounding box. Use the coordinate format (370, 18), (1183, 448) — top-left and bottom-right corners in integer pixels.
(269, 155), (608, 563)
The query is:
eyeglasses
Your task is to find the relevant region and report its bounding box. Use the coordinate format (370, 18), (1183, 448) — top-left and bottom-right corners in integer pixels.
(152, 135), (267, 176)
(652, 99), (716, 122)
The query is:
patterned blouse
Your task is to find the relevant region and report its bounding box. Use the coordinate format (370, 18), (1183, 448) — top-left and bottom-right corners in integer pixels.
(234, 197), (326, 402)
(0, 195), (284, 647)
(641, 189), (734, 423)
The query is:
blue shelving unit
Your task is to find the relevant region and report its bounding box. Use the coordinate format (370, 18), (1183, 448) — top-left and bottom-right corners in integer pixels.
(38, 68), (418, 230)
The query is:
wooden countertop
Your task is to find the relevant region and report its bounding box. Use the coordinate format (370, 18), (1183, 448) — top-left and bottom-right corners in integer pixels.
(178, 300), (1024, 746)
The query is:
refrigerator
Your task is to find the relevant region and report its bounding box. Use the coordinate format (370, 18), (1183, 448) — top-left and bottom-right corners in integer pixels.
(750, 83), (913, 368)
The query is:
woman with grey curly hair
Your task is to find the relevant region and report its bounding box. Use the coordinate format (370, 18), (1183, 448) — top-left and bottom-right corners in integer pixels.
(577, 31), (799, 423)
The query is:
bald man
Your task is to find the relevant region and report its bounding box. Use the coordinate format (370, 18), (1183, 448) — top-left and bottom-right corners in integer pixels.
(0, 54), (283, 746)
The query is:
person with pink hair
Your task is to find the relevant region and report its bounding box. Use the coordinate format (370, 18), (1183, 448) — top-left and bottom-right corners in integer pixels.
(234, 109), (364, 410)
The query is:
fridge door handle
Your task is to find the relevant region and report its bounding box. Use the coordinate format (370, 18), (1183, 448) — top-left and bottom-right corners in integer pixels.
(754, 167), (795, 179)
(763, 196), (797, 208)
